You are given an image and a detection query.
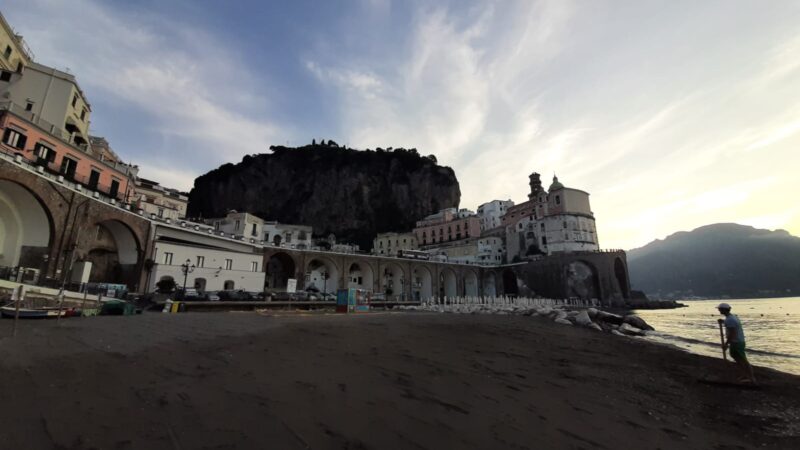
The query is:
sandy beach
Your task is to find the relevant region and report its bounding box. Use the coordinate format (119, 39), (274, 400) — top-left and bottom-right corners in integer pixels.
(0, 311), (798, 449)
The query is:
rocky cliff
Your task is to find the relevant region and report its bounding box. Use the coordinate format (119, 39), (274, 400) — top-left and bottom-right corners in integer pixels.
(187, 143), (460, 250)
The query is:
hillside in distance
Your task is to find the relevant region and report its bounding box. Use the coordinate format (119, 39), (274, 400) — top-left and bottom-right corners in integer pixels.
(187, 142), (460, 250)
(627, 223), (800, 299)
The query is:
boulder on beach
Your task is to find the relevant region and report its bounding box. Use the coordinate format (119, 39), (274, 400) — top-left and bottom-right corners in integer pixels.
(555, 310), (568, 321)
(575, 310), (593, 326)
(623, 315), (655, 331)
(619, 323), (646, 336)
(554, 318), (572, 325)
(587, 308), (598, 319)
(595, 311), (624, 325)
(611, 329), (625, 336)
(587, 323), (603, 331)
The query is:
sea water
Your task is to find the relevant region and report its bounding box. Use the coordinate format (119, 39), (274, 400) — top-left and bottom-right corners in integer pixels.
(634, 297), (800, 376)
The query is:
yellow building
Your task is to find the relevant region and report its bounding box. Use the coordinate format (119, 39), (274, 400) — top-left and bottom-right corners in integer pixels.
(0, 11), (32, 73)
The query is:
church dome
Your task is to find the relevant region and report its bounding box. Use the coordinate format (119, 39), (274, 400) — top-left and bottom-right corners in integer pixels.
(549, 175), (564, 191)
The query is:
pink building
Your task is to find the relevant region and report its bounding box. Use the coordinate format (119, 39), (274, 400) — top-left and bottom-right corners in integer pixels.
(0, 108), (134, 201)
(414, 208), (480, 247)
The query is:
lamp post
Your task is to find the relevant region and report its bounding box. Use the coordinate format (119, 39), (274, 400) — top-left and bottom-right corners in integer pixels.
(181, 259), (196, 293)
(323, 270), (328, 294)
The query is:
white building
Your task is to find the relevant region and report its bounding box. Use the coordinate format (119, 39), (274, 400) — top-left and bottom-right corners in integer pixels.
(0, 61), (93, 149)
(373, 232), (418, 256)
(134, 178), (188, 221)
(148, 223), (265, 293)
(477, 199), (514, 232)
(476, 236), (505, 264)
(207, 211), (313, 249)
(504, 173), (599, 262)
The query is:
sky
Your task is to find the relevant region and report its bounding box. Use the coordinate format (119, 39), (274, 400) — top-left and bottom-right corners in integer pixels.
(4, 0), (800, 250)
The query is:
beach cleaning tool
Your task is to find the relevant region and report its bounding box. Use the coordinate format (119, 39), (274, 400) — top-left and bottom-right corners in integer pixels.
(12, 285), (24, 337)
(56, 289), (66, 323)
(717, 319), (728, 361)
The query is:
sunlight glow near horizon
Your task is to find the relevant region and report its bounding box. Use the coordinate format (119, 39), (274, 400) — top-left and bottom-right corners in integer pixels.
(4, 0), (799, 249)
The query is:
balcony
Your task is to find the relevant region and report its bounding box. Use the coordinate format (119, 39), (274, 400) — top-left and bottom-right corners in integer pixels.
(0, 102), (138, 176)
(0, 145), (126, 201)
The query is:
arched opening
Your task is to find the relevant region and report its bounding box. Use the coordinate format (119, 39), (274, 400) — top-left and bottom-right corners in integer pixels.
(272, 234), (282, 246)
(156, 275), (175, 293)
(266, 252), (296, 290)
(502, 269), (519, 296)
(0, 180), (52, 274)
(565, 261), (599, 300)
(306, 258), (339, 294)
(194, 277), (207, 293)
(224, 280), (235, 290)
(614, 258), (630, 298)
(412, 265), (433, 302)
(381, 262), (405, 301)
(464, 270), (479, 296)
(483, 272), (497, 297)
(440, 268), (458, 298)
(348, 262), (374, 292)
(85, 220), (140, 288)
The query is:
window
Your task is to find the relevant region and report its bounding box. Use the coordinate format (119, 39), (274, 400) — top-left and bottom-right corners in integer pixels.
(88, 169), (100, 189)
(286, 233), (292, 243)
(234, 220), (240, 230)
(109, 179), (120, 198)
(215, 222), (220, 231)
(80, 109), (86, 121)
(34, 143), (55, 163)
(555, 195), (561, 205)
(72, 94), (78, 108)
(264, 232), (269, 241)
(25, 102), (34, 112)
(541, 237), (547, 246)
(163, 252), (174, 265)
(251, 223), (257, 236)
(225, 259), (233, 270)
(0, 70), (11, 82)
(2, 129), (26, 149)
(157, 208), (164, 218)
(251, 261), (258, 272)
(196, 256), (205, 268)
(3, 45), (11, 58)
(563, 221), (567, 229)
(540, 223), (545, 231)
(59, 156), (78, 180)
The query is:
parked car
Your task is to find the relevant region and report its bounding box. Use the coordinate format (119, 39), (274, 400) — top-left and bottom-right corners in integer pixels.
(175, 288), (206, 301)
(217, 290), (254, 301)
(205, 291), (221, 302)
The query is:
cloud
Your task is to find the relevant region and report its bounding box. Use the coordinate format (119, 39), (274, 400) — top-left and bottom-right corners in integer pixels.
(6, 0), (800, 249)
(5, 0), (281, 191)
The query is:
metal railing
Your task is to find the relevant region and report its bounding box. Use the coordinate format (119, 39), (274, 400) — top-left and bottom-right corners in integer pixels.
(0, 102), (138, 177)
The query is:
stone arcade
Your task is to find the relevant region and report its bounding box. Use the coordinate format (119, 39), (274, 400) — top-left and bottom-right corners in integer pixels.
(1, 155), (632, 306)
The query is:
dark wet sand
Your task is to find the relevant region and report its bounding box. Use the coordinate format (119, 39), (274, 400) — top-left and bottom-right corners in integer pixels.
(0, 311), (798, 449)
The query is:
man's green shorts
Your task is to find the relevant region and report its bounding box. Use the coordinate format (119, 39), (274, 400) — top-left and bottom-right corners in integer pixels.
(729, 342), (748, 361)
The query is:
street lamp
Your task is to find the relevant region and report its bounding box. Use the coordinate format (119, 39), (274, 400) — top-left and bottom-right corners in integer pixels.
(181, 259), (196, 293)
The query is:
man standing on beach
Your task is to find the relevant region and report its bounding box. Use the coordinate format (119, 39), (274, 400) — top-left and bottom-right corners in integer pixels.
(717, 303), (757, 385)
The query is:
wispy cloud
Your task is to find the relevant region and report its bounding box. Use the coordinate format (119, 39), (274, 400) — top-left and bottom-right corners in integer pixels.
(5, 0), (800, 248)
(5, 0), (281, 190)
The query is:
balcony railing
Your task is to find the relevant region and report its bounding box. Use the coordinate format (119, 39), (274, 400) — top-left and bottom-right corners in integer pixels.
(0, 145), (126, 201)
(1, 101), (139, 175)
